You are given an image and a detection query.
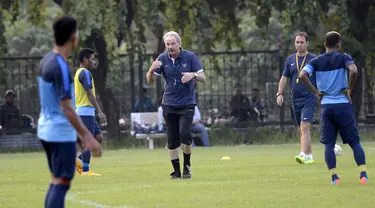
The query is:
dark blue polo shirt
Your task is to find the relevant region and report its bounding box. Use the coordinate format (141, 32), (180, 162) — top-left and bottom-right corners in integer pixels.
(154, 49), (203, 106)
(282, 53), (316, 105)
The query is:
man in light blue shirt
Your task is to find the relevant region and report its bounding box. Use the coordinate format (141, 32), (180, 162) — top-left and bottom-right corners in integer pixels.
(299, 31), (367, 185)
(37, 16), (102, 208)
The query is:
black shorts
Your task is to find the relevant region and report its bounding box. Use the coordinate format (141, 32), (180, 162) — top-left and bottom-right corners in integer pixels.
(162, 105), (195, 147)
(41, 140), (77, 179)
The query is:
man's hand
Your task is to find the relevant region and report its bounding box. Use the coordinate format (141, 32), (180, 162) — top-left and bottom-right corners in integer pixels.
(314, 91), (325, 102)
(276, 94), (284, 106)
(149, 60), (162, 73)
(343, 89), (352, 103)
(81, 132), (102, 157)
(98, 111), (107, 126)
(181, 72), (195, 84)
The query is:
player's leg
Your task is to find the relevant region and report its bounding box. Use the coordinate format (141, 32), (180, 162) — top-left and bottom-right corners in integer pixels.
(337, 103), (368, 184)
(320, 104), (340, 184)
(80, 120), (103, 176)
(301, 103), (315, 163)
(163, 105), (182, 179)
(77, 116), (95, 175)
(45, 142), (76, 208)
(179, 106), (195, 179)
(293, 104), (305, 163)
(41, 141), (53, 207)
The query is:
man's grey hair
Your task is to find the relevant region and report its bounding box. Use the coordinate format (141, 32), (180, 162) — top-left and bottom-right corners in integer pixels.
(163, 31), (181, 44)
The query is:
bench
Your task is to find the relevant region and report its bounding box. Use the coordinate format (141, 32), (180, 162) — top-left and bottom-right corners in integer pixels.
(130, 112), (167, 150)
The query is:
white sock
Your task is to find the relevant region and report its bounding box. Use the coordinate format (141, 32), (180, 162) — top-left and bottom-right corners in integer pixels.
(306, 154), (313, 159)
(299, 152), (306, 157)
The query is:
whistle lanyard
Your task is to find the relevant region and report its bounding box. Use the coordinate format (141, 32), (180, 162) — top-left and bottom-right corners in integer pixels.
(295, 53), (307, 83)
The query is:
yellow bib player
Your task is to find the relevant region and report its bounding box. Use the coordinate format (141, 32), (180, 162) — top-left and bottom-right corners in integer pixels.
(74, 48), (106, 176)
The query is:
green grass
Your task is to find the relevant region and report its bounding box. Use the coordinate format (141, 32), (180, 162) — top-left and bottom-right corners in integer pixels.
(1, 142), (375, 208)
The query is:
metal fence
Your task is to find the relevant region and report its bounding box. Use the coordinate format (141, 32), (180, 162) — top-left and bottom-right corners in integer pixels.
(0, 51), (374, 128)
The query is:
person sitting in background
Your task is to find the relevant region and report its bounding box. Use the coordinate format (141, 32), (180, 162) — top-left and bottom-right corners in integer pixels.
(134, 87), (156, 112)
(249, 88), (266, 122)
(191, 105), (210, 147)
(229, 83), (251, 123)
(0, 90), (22, 130)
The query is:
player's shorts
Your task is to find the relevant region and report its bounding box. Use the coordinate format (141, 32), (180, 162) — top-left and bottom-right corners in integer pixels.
(320, 103), (359, 144)
(293, 102), (315, 125)
(80, 116), (101, 136)
(41, 140), (76, 179)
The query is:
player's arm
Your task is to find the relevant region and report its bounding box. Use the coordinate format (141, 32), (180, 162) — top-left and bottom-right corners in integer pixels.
(345, 63), (358, 103)
(345, 54), (358, 95)
(277, 76), (288, 95)
(276, 61), (290, 106)
(192, 53), (205, 82)
(55, 60), (101, 156)
(60, 99), (90, 139)
(299, 64), (323, 100)
(347, 64), (358, 91)
(147, 56), (163, 84)
(341, 54), (357, 103)
(78, 70), (106, 123)
(182, 53), (205, 83)
(86, 89), (102, 112)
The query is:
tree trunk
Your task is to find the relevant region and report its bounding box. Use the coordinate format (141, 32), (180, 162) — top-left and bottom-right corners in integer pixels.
(88, 31), (121, 138)
(0, 10), (7, 55)
(346, 0), (371, 121)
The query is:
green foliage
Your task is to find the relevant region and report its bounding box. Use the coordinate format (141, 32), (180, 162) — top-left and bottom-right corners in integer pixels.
(3, 10), (52, 56)
(27, 0), (46, 26)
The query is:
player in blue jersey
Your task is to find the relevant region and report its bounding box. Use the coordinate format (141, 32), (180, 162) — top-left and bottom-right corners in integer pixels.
(299, 31), (368, 184)
(277, 32), (316, 164)
(37, 16), (102, 208)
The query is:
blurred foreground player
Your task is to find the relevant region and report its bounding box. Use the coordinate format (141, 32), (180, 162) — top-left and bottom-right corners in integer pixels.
(74, 48), (106, 176)
(299, 31), (368, 184)
(146, 31), (205, 179)
(37, 16), (102, 208)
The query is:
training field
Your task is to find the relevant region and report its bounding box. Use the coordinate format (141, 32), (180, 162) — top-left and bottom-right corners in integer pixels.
(1, 143), (374, 208)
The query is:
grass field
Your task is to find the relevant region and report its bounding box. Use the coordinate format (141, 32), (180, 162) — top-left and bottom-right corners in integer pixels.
(1, 142), (374, 208)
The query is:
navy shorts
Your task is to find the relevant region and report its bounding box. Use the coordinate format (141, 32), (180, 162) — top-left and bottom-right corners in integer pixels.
(41, 140), (76, 179)
(293, 102), (315, 125)
(320, 103), (359, 144)
(80, 116), (101, 136)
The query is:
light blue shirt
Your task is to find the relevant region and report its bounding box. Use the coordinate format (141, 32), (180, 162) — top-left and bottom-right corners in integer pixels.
(37, 52), (77, 142)
(302, 52), (354, 105)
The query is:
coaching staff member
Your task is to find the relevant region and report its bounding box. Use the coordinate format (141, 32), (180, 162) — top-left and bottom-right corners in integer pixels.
(146, 31), (205, 179)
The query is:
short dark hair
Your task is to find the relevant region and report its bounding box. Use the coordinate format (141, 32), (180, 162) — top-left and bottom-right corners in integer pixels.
(78, 48), (95, 63)
(53, 16), (78, 46)
(325, 31), (341, 48)
(296, 32), (308, 42)
(252, 88), (259, 92)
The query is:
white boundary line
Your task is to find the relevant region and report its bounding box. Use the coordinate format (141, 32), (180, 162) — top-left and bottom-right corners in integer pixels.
(66, 184), (151, 208)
